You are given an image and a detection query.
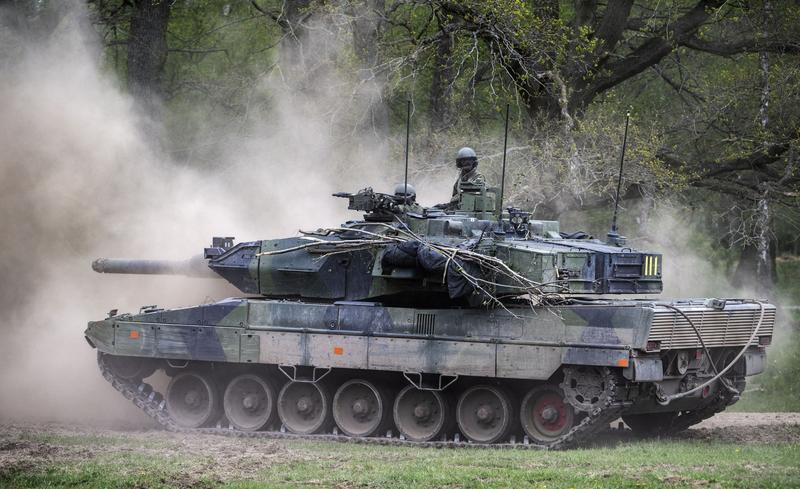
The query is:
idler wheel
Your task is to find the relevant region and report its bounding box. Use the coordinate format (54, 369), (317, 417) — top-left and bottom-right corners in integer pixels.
(456, 385), (513, 444)
(166, 371), (220, 428)
(101, 353), (155, 381)
(277, 381), (331, 434)
(223, 374), (276, 431)
(332, 379), (390, 437)
(520, 385), (575, 443)
(393, 385), (449, 442)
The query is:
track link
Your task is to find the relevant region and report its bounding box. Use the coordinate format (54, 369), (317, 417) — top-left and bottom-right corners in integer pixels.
(98, 355), (625, 450)
(663, 383), (743, 434)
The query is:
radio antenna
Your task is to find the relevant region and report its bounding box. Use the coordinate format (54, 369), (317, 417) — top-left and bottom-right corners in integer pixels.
(496, 103), (510, 223)
(403, 100), (411, 206)
(608, 111), (630, 244)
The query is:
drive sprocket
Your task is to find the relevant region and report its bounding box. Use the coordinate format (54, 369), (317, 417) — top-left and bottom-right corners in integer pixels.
(559, 366), (614, 413)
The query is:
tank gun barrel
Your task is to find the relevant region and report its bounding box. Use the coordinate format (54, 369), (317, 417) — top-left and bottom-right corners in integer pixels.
(91, 256), (217, 278)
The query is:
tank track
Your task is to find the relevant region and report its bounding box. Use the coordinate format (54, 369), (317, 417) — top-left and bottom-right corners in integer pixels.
(98, 356), (627, 450)
(663, 381), (743, 434)
(623, 378), (743, 437)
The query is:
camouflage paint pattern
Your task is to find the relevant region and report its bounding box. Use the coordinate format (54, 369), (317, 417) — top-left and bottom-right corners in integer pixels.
(85, 299), (775, 383)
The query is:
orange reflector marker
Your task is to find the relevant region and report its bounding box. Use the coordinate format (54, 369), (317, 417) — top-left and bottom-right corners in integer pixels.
(129, 330), (140, 339)
(616, 358), (629, 368)
(333, 346), (343, 355)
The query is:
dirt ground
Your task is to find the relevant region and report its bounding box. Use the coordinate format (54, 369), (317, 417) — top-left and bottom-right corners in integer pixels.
(1, 412), (798, 484)
(674, 412), (800, 444)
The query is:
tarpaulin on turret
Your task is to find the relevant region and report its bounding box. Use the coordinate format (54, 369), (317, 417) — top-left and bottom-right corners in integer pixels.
(383, 240), (489, 303)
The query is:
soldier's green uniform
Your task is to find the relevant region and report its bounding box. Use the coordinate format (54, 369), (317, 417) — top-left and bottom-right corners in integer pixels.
(394, 183), (425, 214)
(447, 147), (486, 210)
(396, 202), (425, 214)
(451, 167), (486, 197)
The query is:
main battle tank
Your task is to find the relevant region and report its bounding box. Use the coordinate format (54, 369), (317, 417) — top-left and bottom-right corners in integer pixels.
(86, 185), (776, 448)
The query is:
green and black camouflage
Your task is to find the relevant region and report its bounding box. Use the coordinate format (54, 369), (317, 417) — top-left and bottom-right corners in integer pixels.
(86, 185), (776, 447)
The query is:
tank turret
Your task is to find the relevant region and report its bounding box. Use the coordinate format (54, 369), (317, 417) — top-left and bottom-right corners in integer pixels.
(92, 188), (662, 305)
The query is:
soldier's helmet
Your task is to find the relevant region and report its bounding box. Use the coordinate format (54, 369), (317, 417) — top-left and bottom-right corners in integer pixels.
(394, 183), (416, 201)
(456, 147), (478, 169)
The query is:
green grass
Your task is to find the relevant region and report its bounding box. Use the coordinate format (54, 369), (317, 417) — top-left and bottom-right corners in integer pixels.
(229, 442), (800, 489)
(1, 454), (218, 489)
(1, 433), (799, 489)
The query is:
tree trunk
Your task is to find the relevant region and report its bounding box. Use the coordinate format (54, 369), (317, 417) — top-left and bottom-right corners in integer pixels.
(732, 224), (776, 294)
(430, 29), (453, 132)
(127, 0), (171, 120)
(754, 194), (775, 291)
(752, 1), (775, 292)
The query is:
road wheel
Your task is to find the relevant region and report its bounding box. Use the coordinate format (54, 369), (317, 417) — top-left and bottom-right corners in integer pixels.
(393, 385), (449, 442)
(520, 384), (576, 444)
(277, 381), (331, 434)
(456, 385), (513, 443)
(223, 374), (276, 431)
(332, 379), (391, 437)
(166, 371), (221, 428)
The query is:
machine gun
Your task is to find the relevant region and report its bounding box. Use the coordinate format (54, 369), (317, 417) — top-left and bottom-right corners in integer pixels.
(333, 187), (403, 222)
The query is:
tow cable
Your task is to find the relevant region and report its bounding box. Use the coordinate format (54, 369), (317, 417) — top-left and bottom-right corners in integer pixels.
(655, 300), (766, 406)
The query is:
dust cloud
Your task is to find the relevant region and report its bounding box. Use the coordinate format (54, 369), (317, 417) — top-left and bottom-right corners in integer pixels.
(0, 4), (398, 425)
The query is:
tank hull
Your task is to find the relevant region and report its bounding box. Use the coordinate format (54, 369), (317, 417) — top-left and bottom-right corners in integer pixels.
(86, 298), (773, 446)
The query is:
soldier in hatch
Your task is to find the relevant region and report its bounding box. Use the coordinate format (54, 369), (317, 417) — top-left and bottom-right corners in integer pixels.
(393, 183), (424, 214)
(435, 147), (486, 210)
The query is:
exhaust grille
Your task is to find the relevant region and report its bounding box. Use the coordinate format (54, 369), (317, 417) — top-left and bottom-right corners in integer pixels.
(415, 313), (436, 335)
(648, 305), (775, 350)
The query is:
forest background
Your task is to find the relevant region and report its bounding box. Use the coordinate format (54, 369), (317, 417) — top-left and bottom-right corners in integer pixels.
(1, 0), (798, 414)
(86, 0), (800, 292)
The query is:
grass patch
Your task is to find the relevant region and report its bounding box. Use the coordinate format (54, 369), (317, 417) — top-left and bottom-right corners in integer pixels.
(229, 441), (800, 489)
(1, 452), (218, 489)
(226, 442), (800, 489)
(2, 433), (798, 489)
(16, 431), (177, 450)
